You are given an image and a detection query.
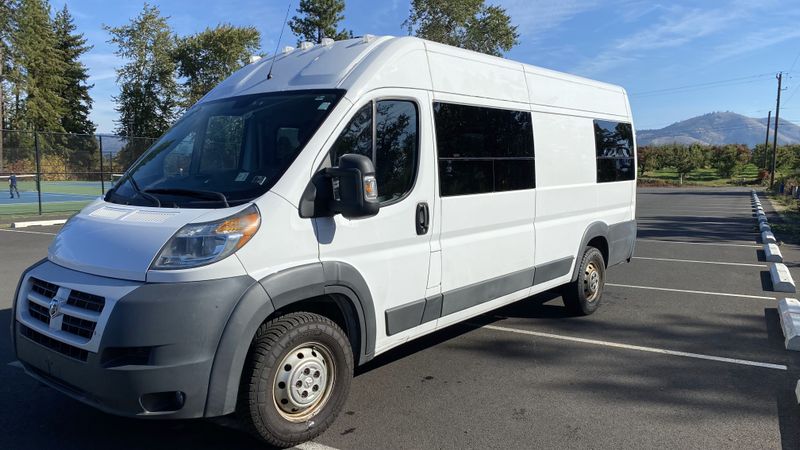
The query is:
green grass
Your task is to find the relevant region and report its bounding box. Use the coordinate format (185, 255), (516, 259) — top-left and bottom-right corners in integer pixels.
(765, 193), (800, 244)
(640, 164), (761, 187)
(0, 200), (91, 218)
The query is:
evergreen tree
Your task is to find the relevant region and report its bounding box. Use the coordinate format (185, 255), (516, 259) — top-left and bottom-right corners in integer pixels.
(105, 3), (178, 139)
(12, 0), (65, 131)
(289, 0), (352, 44)
(53, 4), (94, 135)
(404, 0), (518, 56)
(173, 24), (260, 108)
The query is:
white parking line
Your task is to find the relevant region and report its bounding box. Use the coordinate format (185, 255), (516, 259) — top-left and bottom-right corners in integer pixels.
(295, 442), (341, 450)
(637, 239), (760, 248)
(0, 228), (57, 236)
(632, 256), (766, 268)
(480, 324), (787, 371)
(7, 361), (23, 369)
(606, 283), (775, 300)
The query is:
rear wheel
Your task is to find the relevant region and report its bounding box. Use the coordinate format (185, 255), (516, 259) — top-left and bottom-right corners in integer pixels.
(238, 312), (353, 448)
(562, 247), (605, 315)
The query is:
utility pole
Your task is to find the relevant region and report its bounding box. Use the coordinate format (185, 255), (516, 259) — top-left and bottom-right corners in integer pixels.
(770, 72), (783, 190)
(763, 110), (771, 169)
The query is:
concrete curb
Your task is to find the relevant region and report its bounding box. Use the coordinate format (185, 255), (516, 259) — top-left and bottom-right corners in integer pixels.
(765, 243), (783, 263)
(11, 219), (67, 228)
(760, 223), (772, 233)
(770, 263), (797, 293)
(762, 230), (776, 244)
(778, 298), (800, 350)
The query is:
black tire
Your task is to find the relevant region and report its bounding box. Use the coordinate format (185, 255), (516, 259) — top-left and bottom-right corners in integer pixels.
(238, 312), (353, 448)
(562, 247), (605, 316)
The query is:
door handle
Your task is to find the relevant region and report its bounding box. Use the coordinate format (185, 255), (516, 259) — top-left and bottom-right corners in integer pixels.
(416, 202), (429, 235)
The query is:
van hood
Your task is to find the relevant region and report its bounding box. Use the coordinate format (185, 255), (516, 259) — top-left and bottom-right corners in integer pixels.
(48, 201), (214, 281)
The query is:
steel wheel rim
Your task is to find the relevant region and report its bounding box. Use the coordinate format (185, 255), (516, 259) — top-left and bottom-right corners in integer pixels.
(272, 342), (336, 422)
(583, 261), (601, 302)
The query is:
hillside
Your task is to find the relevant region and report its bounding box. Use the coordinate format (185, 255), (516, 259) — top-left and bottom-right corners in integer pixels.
(637, 112), (800, 147)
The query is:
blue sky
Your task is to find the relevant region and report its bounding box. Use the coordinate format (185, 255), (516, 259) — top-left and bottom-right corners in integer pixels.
(50, 0), (800, 134)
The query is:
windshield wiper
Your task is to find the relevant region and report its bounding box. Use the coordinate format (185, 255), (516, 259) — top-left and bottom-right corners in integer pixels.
(143, 188), (229, 208)
(107, 176), (161, 207)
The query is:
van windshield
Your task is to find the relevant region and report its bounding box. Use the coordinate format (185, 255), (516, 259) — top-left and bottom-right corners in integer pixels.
(106, 90), (344, 208)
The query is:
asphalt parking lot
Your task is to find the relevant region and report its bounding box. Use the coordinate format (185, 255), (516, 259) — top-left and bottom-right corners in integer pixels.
(1, 187), (799, 449)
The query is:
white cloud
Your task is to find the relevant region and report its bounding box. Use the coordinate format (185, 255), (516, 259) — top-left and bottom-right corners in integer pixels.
(502, 0), (603, 41)
(572, 1), (780, 76)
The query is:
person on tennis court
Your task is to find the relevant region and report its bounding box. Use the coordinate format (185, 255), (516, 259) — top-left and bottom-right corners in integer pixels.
(9, 172), (20, 198)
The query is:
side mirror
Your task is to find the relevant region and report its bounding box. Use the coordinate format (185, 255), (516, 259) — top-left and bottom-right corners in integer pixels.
(299, 153), (380, 219)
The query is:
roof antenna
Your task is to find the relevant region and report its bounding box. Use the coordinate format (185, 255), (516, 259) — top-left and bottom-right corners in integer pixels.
(268, 2), (292, 80)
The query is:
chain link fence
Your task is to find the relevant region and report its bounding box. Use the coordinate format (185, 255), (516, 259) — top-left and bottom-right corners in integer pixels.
(0, 130), (157, 218)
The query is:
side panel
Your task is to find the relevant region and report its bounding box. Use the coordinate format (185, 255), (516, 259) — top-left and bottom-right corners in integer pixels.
(532, 108), (634, 287)
(532, 112), (598, 279)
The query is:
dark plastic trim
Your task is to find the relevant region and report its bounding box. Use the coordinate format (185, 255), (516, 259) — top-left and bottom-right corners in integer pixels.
(385, 298), (426, 336)
(533, 256), (574, 285)
(571, 221), (609, 282)
(442, 268), (535, 317)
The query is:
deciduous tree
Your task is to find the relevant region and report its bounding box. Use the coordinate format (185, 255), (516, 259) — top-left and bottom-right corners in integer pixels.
(404, 0), (518, 56)
(174, 24), (260, 108)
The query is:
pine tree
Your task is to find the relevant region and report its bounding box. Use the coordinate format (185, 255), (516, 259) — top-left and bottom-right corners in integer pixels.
(105, 3), (178, 139)
(12, 0), (66, 131)
(53, 4), (94, 135)
(404, 0), (518, 57)
(289, 0), (352, 44)
(174, 24), (260, 108)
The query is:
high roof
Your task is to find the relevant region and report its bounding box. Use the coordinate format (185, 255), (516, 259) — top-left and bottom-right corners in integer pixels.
(199, 35), (627, 116)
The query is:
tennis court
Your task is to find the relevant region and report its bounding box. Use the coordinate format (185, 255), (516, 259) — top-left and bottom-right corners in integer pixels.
(0, 178), (115, 217)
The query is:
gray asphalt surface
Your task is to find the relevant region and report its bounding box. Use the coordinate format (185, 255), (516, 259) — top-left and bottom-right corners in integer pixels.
(0, 187), (798, 449)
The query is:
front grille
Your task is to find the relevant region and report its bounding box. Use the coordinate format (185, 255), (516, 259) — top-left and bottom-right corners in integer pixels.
(28, 302), (50, 325)
(67, 290), (105, 313)
(25, 277), (106, 341)
(19, 325), (88, 362)
(30, 278), (58, 299)
(61, 315), (96, 339)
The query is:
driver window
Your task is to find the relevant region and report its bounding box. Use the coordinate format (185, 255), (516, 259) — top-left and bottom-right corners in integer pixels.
(199, 115), (243, 172)
(328, 100), (419, 204)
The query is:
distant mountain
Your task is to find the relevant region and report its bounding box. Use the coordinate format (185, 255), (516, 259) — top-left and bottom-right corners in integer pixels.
(637, 112), (800, 147)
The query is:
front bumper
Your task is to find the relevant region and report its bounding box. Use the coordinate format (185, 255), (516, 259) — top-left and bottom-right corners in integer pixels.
(13, 260), (256, 419)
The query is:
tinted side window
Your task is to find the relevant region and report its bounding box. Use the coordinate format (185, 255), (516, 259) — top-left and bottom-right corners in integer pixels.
(434, 102), (535, 196)
(328, 100), (419, 204)
(594, 120), (635, 182)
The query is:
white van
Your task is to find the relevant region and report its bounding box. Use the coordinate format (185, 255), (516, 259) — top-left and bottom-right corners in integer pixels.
(12, 36), (636, 446)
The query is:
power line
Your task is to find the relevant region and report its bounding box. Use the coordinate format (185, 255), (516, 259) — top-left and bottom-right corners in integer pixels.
(789, 49), (800, 73)
(629, 73), (775, 97)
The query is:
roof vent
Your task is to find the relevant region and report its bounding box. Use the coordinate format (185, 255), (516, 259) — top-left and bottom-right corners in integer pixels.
(361, 34), (376, 44)
(248, 55), (262, 64)
(282, 46), (295, 54)
(321, 38), (334, 47)
(299, 41), (314, 50)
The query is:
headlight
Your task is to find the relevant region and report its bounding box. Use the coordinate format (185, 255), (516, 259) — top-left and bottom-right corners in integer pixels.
(151, 205), (260, 270)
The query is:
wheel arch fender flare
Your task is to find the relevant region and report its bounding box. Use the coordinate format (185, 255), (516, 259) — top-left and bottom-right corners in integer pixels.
(204, 261), (376, 417)
(571, 221), (609, 282)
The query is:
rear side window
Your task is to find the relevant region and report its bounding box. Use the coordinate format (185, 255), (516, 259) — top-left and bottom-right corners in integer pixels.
(433, 102), (535, 196)
(594, 120), (635, 182)
(328, 100), (419, 205)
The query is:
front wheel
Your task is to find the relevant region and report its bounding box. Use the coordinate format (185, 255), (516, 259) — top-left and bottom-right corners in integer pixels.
(562, 247), (605, 315)
(238, 312), (354, 448)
